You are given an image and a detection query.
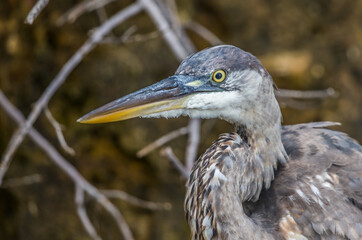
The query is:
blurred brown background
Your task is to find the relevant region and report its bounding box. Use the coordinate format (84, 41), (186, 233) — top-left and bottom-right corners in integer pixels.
(0, 0), (361, 239)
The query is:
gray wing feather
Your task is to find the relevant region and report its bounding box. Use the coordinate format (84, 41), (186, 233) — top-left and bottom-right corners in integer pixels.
(273, 123), (362, 239)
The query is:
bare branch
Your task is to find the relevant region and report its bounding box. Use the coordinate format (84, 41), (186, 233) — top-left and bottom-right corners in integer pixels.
(154, 0), (194, 54)
(140, 0), (192, 60)
(101, 30), (159, 45)
(45, 107), (75, 156)
(161, 147), (189, 178)
(25, 0), (49, 25)
(0, 90), (134, 240)
(101, 189), (172, 210)
(276, 88), (337, 99)
(0, 2), (143, 186)
(184, 21), (223, 45)
(2, 174), (42, 188)
(137, 126), (189, 158)
(126, 30), (159, 43)
(75, 185), (101, 240)
(165, 0), (178, 15)
(185, 119), (200, 172)
(96, 7), (108, 24)
(57, 0), (117, 25)
(97, 196), (134, 240)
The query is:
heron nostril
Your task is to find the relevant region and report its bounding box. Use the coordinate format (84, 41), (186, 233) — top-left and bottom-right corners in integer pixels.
(162, 87), (178, 91)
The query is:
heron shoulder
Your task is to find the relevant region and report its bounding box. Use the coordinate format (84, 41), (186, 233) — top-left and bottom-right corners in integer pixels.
(281, 121), (362, 162)
(280, 121), (362, 212)
(265, 122), (362, 239)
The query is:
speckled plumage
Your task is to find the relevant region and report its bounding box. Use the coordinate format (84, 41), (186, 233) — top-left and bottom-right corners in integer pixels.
(180, 46), (362, 240)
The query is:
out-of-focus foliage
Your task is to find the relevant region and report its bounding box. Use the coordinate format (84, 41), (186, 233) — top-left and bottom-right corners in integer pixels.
(0, 0), (361, 239)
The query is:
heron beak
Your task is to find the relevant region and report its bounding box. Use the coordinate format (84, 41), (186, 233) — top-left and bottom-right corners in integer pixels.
(77, 75), (223, 124)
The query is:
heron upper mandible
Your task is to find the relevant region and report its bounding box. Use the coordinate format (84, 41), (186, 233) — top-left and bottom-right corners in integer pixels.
(78, 45), (362, 240)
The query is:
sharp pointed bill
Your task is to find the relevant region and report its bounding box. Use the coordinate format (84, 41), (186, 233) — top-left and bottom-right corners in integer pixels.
(77, 74), (224, 124)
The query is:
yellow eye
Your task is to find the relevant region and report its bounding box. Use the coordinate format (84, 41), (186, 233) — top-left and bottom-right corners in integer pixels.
(212, 70), (226, 83)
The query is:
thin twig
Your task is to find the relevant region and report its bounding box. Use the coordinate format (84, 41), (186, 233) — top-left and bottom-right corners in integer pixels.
(121, 25), (138, 39)
(101, 31), (159, 45)
(137, 126), (189, 158)
(161, 147), (189, 178)
(96, 7), (108, 24)
(97, 25), (138, 43)
(101, 189), (172, 210)
(57, 0), (117, 25)
(139, 0), (192, 60)
(44, 107), (75, 156)
(0, 90), (134, 240)
(0, 2), (143, 186)
(165, 0), (178, 16)
(185, 119), (200, 172)
(76, 185), (101, 240)
(25, 0), (50, 24)
(276, 88), (337, 99)
(184, 21), (223, 46)
(155, 0), (195, 54)
(2, 174), (42, 188)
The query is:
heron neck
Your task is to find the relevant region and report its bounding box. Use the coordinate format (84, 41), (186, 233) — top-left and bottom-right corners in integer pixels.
(235, 120), (287, 201)
(208, 122), (287, 239)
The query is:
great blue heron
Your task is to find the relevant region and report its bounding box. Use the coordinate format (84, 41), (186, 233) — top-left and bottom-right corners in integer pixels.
(78, 45), (362, 239)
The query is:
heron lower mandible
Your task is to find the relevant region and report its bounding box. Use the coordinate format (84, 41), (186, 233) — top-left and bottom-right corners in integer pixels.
(79, 45), (362, 240)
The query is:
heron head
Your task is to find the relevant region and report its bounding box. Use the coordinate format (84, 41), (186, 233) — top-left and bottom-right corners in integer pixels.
(78, 45), (279, 125)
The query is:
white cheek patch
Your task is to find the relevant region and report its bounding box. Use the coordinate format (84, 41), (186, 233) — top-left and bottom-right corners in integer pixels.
(186, 91), (241, 110)
(224, 70), (265, 100)
(142, 109), (184, 119)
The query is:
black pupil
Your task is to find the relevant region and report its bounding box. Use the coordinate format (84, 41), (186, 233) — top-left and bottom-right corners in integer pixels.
(215, 72), (223, 79)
